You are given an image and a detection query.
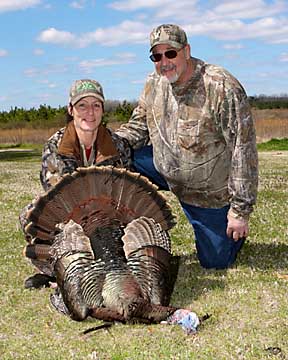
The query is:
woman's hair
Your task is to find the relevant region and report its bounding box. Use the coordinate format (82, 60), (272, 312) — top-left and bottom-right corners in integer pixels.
(66, 110), (73, 123)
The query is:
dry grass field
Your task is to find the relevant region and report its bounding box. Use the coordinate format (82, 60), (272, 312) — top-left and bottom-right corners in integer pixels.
(0, 127), (59, 145)
(0, 108), (287, 146)
(253, 108), (288, 142)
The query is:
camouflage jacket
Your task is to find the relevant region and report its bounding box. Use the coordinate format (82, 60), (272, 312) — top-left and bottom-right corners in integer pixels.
(19, 123), (131, 274)
(41, 122), (132, 191)
(116, 57), (258, 218)
(20, 122), (131, 231)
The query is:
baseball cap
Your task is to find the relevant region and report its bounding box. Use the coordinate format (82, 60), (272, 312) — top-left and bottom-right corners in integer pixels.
(69, 79), (105, 105)
(150, 24), (188, 51)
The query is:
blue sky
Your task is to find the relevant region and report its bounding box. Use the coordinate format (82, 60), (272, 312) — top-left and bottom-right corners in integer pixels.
(0, 0), (288, 111)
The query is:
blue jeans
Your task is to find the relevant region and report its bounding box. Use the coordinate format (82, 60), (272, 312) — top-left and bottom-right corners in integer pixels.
(133, 146), (244, 269)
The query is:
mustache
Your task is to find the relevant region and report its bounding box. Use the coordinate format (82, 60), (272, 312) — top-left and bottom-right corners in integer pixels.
(160, 64), (176, 72)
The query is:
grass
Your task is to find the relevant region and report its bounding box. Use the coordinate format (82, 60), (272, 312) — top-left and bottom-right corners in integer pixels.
(0, 143), (43, 151)
(0, 144), (42, 162)
(257, 138), (288, 151)
(0, 145), (287, 359)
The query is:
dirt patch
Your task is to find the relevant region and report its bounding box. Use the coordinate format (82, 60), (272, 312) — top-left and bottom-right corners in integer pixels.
(0, 148), (34, 152)
(258, 150), (288, 158)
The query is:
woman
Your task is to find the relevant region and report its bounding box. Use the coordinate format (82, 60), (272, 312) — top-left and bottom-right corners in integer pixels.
(21, 79), (132, 288)
(41, 79), (131, 190)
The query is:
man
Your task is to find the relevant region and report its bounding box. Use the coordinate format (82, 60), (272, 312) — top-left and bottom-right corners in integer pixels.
(116, 24), (258, 269)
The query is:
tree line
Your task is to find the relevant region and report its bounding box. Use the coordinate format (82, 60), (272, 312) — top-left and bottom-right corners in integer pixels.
(0, 96), (287, 129)
(0, 100), (137, 129)
(249, 94), (288, 109)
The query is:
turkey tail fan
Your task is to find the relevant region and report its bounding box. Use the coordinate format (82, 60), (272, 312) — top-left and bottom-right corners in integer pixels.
(121, 216), (171, 257)
(25, 166), (176, 241)
(23, 221), (94, 263)
(123, 217), (172, 305)
(127, 246), (172, 306)
(49, 220), (94, 264)
(49, 220), (105, 321)
(79, 166), (176, 233)
(23, 243), (51, 261)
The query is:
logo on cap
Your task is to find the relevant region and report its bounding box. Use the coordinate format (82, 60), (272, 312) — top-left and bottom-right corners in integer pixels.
(69, 79), (105, 105)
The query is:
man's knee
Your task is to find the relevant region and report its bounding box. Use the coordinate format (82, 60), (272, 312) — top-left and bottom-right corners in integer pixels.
(198, 253), (236, 269)
(197, 239), (244, 269)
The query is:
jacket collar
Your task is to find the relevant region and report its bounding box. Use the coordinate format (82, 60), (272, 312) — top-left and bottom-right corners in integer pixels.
(58, 121), (118, 163)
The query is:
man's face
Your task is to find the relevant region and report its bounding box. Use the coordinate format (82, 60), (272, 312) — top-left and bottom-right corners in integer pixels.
(151, 44), (190, 84)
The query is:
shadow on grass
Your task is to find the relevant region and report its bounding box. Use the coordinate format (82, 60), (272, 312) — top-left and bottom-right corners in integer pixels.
(0, 149), (41, 161)
(238, 240), (288, 270)
(169, 239), (288, 306)
(168, 254), (227, 307)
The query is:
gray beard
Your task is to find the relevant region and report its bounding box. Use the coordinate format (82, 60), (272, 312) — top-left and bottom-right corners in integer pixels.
(160, 65), (179, 83)
(167, 73), (180, 83)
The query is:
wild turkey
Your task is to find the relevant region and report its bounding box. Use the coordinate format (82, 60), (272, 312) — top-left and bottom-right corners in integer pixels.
(23, 166), (200, 332)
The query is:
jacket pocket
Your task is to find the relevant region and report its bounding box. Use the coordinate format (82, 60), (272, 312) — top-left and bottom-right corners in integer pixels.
(177, 116), (200, 150)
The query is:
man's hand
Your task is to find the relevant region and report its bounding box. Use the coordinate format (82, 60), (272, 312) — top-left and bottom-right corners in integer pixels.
(226, 213), (249, 241)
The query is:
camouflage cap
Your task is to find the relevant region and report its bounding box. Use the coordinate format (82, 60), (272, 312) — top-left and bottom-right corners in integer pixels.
(150, 24), (187, 51)
(69, 79), (105, 105)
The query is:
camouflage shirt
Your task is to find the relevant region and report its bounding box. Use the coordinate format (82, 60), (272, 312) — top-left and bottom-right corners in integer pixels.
(116, 57), (258, 218)
(19, 124), (131, 275)
(41, 123), (132, 191)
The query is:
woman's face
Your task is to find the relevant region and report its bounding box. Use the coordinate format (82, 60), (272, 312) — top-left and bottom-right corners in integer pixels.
(71, 96), (103, 133)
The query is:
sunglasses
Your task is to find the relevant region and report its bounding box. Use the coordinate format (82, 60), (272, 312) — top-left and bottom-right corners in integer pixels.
(149, 47), (183, 62)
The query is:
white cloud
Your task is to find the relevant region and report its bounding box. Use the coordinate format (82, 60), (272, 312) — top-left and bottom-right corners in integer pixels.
(185, 16), (288, 44)
(154, 0), (199, 20)
(0, 0), (41, 13)
(209, 0), (287, 20)
(35, 1), (288, 47)
(70, 0), (86, 9)
(109, 0), (172, 11)
(37, 79), (57, 88)
(79, 53), (136, 73)
(24, 68), (39, 77)
(64, 56), (79, 62)
(78, 21), (150, 47)
(24, 64), (69, 77)
(0, 49), (8, 57)
(37, 21), (149, 47)
(36, 93), (53, 103)
(108, 0), (288, 44)
(33, 48), (44, 56)
(279, 52), (288, 62)
(37, 28), (76, 46)
(109, 0), (286, 21)
(131, 79), (145, 84)
(109, 0), (199, 21)
(222, 43), (244, 50)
